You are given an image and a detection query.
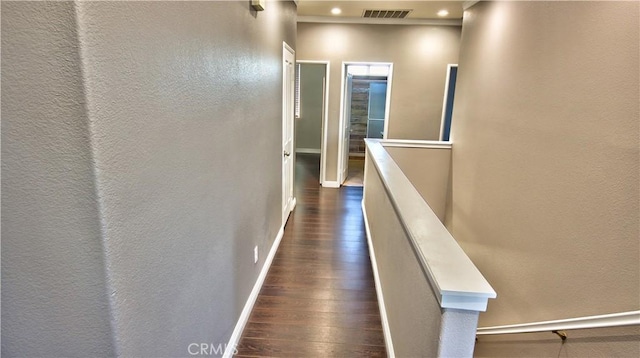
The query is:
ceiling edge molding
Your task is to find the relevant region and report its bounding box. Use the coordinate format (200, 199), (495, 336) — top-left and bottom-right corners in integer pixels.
(462, 1), (480, 10)
(297, 16), (463, 26)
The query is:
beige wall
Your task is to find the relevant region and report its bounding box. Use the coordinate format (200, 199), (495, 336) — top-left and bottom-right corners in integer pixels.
(385, 146), (451, 222)
(295, 63), (325, 151)
(298, 23), (461, 181)
(449, 0), (639, 341)
(2, 1), (296, 356)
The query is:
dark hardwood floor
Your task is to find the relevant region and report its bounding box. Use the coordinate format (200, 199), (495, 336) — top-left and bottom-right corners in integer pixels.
(236, 153), (387, 357)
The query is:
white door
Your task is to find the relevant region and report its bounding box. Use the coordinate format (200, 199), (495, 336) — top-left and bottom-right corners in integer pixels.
(282, 43), (295, 224)
(341, 73), (353, 184)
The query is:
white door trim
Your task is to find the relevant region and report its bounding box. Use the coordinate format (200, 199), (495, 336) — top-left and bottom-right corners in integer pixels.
(382, 63), (394, 140)
(282, 42), (296, 225)
(337, 63), (347, 184)
(338, 63), (345, 184)
(338, 61), (394, 184)
(296, 60), (330, 186)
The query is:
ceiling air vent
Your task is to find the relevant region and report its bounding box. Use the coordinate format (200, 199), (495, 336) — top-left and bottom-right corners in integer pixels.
(362, 9), (412, 19)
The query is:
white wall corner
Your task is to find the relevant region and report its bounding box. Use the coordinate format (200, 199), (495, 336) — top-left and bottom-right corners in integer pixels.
(438, 308), (480, 358)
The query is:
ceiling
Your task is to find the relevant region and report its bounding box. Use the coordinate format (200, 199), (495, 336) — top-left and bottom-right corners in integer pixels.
(297, 1), (465, 20)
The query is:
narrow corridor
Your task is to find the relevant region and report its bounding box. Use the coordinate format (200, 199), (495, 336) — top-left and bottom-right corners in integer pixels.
(236, 154), (386, 357)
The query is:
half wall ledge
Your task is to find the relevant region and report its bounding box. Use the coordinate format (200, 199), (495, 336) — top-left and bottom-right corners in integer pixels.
(362, 138), (496, 358)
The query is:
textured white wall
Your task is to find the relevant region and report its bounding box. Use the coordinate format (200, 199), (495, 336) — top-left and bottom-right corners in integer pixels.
(2, 1), (296, 356)
(450, 0), (639, 333)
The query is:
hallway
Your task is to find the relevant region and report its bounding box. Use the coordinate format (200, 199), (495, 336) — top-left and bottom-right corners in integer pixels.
(236, 154), (387, 357)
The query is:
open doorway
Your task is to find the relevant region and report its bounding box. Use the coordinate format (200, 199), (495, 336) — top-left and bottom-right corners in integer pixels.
(439, 64), (458, 142)
(339, 62), (393, 186)
(294, 61), (329, 186)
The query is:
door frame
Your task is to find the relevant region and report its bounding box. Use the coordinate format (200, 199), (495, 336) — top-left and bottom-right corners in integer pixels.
(439, 63), (458, 142)
(337, 61), (394, 184)
(282, 42), (296, 225)
(296, 60), (330, 186)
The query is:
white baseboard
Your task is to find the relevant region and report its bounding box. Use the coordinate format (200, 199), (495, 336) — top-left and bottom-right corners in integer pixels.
(223, 225), (286, 358)
(288, 197), (297, 221)
(322, 180), (340, 188)
(296, 148), (321, 154)
(361, 201), (395, 358)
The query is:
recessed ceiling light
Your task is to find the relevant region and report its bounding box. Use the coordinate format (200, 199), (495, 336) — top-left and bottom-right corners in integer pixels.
(331, 7), (342, 15)
(437, 9), (449, 17)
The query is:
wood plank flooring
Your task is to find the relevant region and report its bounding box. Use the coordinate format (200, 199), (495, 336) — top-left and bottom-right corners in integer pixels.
(236, 153), (386, 357)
